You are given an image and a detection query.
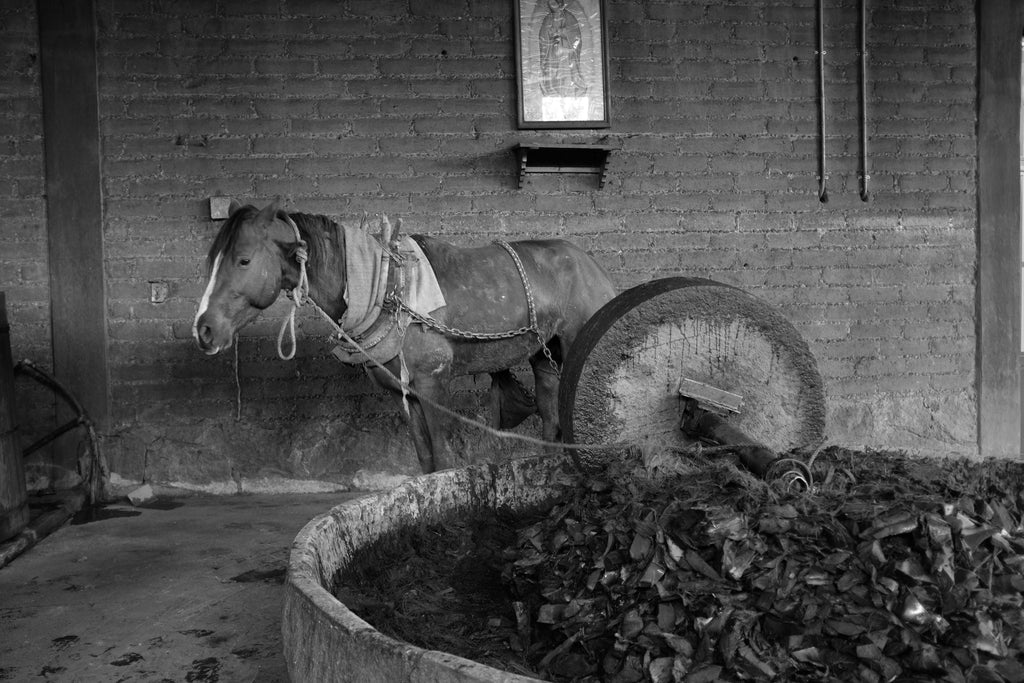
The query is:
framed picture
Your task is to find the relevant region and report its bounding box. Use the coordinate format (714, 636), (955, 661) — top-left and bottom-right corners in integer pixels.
(514, 0), (610, 129)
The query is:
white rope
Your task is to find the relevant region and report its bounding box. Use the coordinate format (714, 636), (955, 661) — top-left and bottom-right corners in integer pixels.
(276, 215), (310, 361)
(277, 308), (298, 361)
(265, 214), (785, 469)
(307, 297), (618, 453)
(233, 333), (242, 420)
(271, 251), (670, 456)
(272, 278), (808, 484)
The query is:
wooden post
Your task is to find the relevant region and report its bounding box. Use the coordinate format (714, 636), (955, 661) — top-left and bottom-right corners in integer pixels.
(37, 0), (109, 461)
(978, 1), (1024, 457)
(0, 293), (29, 543)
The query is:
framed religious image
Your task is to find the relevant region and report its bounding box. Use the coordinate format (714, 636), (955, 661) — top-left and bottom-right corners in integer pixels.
(514, 0), (611, 129)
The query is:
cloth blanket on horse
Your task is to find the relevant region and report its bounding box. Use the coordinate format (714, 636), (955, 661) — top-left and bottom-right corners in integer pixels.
(331, 221), (446, 366)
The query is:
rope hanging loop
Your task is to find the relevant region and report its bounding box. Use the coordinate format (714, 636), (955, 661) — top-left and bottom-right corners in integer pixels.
(276, 213), (309, 360)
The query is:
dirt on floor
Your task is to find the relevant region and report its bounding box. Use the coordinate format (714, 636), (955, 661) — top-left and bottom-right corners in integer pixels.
(0, 490), (359, 683)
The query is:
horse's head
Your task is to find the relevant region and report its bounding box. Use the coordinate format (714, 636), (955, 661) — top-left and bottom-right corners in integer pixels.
(193, 202), (301, 354)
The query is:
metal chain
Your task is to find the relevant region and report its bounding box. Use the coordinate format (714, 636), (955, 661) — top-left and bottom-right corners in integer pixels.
(396, 300), (534, 340)
(279, 249), (802, 480)
(327, 318), (807, 482)
(536, 332), (561, 379)
(272, 226), (806, 478)
(393, 241), (560, 377)
(499, 241), (561, 378)
(283, 227), (561, 376)
(498, 240), (540, 331)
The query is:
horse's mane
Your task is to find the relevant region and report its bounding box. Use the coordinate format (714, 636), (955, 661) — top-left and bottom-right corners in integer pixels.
(206, 205), (343, 273)
(206, 205), (257, 269)
(288, 212), (343, 273)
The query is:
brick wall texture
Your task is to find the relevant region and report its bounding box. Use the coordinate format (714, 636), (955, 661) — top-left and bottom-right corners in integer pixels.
(2, 0), (980, 489)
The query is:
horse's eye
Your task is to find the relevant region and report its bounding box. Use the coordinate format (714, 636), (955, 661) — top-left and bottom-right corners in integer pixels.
(239, 258), (251, 267)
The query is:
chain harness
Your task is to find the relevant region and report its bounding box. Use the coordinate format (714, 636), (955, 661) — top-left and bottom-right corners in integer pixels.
(264, 217), (810, 480)
(392, 241), (560, 377)
(275, 217), (559, 376)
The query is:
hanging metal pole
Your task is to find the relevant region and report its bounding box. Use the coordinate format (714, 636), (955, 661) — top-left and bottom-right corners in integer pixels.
(816, 0), (828, 203)
(858, 0), (871, 201)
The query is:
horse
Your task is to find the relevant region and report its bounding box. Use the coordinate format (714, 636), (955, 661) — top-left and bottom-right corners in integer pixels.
(192, 202), (617, 474)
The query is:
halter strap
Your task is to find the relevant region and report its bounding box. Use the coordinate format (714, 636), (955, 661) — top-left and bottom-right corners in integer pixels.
(276, 212), (409, 363)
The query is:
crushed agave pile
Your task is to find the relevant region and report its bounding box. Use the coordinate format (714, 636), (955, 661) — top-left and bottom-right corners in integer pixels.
(341, 448), (1024, 682)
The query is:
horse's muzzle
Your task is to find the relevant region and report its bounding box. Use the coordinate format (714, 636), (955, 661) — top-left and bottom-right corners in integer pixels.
(193, 317), (225, 355)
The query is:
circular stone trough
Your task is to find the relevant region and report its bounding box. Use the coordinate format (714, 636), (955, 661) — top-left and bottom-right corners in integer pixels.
(282, 455), (573, 683)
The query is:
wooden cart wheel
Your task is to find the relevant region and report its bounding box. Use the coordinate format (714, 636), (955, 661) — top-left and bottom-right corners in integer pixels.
(559, 277), (826, 465)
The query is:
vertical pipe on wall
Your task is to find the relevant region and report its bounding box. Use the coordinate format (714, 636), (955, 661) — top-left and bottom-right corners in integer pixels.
(858, 0), (870, 202)
(816, 0), (828, 203)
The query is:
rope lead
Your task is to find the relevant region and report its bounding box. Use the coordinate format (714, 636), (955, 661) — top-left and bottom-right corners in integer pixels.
(265, 215), (789, 473)
(276, 215), (309, 361)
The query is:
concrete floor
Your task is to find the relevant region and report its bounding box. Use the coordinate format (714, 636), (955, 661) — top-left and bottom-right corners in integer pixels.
(0, 491), (361, 682)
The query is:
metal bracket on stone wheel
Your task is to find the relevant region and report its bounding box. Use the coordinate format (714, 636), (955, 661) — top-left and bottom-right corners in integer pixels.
(558, 277), (826, 475)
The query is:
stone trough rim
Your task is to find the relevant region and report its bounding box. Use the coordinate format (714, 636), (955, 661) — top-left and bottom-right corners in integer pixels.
(282, 455), (573, 683)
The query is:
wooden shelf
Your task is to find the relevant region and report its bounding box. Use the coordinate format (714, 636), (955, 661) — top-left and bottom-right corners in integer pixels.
(514, 143), (615, 189)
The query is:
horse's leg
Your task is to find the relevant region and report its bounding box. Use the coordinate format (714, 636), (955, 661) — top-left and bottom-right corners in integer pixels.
(405, 398), (438, 473)
(368, 361), (440, 473)
(530, 343), (562, 444)
(408, 371), (455, 471)
(489, 369), (537, 429)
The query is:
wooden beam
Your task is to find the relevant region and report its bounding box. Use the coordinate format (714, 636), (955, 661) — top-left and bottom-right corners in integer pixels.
(37, 0), (109, 437)
(0, 293), (29, 543)
(977, 0), (1024, 457)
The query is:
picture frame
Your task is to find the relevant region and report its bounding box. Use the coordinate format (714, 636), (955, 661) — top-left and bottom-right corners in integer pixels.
(513, 0), (611, 129)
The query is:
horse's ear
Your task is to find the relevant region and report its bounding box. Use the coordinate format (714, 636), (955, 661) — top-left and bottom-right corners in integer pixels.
(228, 199), (242, 216)
(257, 202), (279, 226)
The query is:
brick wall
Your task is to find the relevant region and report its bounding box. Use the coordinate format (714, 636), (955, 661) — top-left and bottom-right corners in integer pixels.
(4, 0), (979, 490)
(0, 2), (66, 487)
